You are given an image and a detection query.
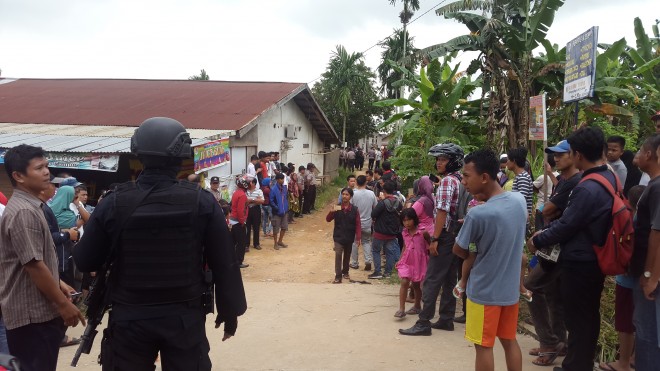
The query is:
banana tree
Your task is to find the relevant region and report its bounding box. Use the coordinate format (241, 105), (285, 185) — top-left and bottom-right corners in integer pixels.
(408, 0), (566, 151)
(374, 57), (481, 179)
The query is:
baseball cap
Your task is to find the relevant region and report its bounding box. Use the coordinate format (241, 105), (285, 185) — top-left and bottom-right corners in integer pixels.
(210, 176), (220, 183)
(59, 177), (83, 187)
(652, 110), (660, 120)
(50, 175), (66, 184)
(545, 140), (570, 154)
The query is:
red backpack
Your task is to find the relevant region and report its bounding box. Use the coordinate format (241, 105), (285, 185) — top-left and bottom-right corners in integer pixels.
(580, 172), (634, 275)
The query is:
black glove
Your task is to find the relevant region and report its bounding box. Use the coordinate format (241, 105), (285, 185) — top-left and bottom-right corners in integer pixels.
(215, 314), (238, 336)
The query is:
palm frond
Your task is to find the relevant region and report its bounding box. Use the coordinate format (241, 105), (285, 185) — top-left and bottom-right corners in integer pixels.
(436, 0), (493, 16)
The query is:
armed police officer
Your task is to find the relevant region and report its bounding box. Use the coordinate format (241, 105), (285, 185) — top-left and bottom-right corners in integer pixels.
(73, 117), (247, 370)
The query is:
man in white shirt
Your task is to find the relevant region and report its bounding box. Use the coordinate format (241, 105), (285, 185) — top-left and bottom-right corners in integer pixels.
(246, 155), (261, 189)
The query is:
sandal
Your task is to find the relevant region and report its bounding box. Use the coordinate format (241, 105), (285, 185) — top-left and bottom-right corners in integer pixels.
(405, 307), (421, 315)
(342, 274), (350, 279)
(532, 351), (558, 366)
(520, 289), (533, 302)
(332, 278), (341, 284)
(453, 283), (465, 299)
(394, 310), (406, 318)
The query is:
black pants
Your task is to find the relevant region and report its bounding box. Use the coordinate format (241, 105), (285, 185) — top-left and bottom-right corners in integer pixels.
(375, 160), (381, 170)
(560, 260), (604, 371)
(6, 317), (65, 371)
(246, 206), (261, 248)
(347, 159), (355, 172)
(368, 158), (375, 170)
(334, 242), (352, 278)
(103, 306), (211, 371)
(303, 185), (316, 213)
(297, 192), (304, 216)
(417, 231), (459, 325)
(525, 262), (566, 348)
(231, 223), (247, 264)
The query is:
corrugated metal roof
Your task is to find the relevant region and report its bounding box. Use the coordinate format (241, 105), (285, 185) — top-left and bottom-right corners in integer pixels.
(0, 78), (338, 144)
(0, 123), (230, 153)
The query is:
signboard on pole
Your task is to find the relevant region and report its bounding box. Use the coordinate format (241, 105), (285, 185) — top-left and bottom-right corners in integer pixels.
(529, 94), (547, 141)
(563, 26), (598, 103)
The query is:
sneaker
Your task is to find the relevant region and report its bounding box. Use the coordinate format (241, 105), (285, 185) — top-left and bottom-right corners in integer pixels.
(349, 264), (359, 270)
(364, 263), (372, 271)
(277, 242), (288, 248)
(274, 244), (280, 250)
(253, 245), (262, 250)
(383, 272), (392, 278)
(239, 263), (249, 269)
(368, 272), (383, 279)
(453, 315), (466, 324)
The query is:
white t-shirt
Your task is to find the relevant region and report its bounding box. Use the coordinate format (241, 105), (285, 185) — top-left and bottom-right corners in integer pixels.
(247, 162), (260, 189)
(533, 172), (559, 210)
(69, 202), (84, 236)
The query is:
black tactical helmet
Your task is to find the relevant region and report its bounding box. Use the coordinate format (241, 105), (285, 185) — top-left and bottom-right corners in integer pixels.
(130, 117), (192, 158)
(428, 143), (465, 173)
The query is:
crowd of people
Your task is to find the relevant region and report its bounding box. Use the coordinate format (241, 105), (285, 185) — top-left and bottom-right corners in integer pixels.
(326, 118), (660, 371)
(1, 111), (660, 370)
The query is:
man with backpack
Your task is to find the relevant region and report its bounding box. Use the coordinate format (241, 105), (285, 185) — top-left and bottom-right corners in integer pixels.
(527, 127), (617, 371)
(399, 143), (465, 336)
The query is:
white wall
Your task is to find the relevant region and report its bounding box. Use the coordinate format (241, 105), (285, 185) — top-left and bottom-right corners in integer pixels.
(254, 100), (325, 174)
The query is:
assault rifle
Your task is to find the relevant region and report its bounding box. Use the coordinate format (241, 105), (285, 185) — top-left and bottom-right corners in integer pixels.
(71, 269), (111, 367)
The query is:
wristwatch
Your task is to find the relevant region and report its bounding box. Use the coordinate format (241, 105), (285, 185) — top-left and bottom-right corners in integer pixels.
(644, 271), (652, 279)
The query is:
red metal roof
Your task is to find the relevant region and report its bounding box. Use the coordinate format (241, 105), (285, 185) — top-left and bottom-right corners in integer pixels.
(0, 79), (307, 131)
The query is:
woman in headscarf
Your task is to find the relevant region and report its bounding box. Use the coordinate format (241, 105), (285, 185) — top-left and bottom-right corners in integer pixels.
(411, 176), (435, 232)
(288, 170), (301, 222)
(48, 185), (78, 229)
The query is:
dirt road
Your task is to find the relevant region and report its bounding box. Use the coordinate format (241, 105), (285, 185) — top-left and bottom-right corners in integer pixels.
(58, 198), (553, 370)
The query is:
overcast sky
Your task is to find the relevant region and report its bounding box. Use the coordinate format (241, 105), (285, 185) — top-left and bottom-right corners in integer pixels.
(0, 0), (656, 85)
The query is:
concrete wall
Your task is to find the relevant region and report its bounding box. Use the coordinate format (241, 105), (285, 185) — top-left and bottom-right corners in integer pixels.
(251, 101), (326, 174)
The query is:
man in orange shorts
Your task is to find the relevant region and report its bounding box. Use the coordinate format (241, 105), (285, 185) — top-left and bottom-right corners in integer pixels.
(452, 149), (527, 371)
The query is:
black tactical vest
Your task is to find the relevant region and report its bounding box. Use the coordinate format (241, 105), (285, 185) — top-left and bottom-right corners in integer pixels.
(111, 181), (206, 305)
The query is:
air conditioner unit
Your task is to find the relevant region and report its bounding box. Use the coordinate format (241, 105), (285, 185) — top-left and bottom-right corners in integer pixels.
(285, 124), (297, 139)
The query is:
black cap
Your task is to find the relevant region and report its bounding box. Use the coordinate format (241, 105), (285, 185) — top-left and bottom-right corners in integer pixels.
(210, 176), (220, 183)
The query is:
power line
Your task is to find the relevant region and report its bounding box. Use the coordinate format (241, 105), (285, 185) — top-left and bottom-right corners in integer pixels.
(307, 0), (450, 85)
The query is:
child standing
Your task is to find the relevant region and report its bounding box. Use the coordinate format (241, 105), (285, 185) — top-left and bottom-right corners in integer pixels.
(394, 208), (430, 318)
(261, 178), (272, 237)
(326, 188), (361, 284)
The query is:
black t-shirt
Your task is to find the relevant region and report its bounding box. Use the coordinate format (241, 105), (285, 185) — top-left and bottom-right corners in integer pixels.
(631, 176), (660, 277)
(549, 172), (582, 212)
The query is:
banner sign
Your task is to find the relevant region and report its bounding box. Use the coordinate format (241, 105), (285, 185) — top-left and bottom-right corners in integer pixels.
(47, 152), (120, 172)
(193, 137), (230, 173)
(529, 94), (547, 141)
(563, 26), (598, 103)
(0, 149), (119, 171)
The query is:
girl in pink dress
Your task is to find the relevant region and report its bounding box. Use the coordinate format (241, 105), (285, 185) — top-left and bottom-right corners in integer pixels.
(394, 208), (430, 318)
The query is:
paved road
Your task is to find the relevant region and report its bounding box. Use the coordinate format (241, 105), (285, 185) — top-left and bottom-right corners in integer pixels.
(60, 281), (554, 370)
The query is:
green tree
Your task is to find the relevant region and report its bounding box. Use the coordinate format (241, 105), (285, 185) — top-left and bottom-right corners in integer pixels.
(189, 69), (210, 80)
(374, 57), (482, 180)
(411, 0), (566, 151)
(317, 45), (377, 146)
(378, 29), (419, 99)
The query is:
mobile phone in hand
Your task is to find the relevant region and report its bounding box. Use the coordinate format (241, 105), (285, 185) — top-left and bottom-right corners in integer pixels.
(70, 291), (83, 298)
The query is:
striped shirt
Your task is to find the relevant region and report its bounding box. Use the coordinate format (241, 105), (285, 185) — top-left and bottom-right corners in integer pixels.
(512, 171), (534, 216)
(0, 189), (60, 330)
(435, 172), (461, 229)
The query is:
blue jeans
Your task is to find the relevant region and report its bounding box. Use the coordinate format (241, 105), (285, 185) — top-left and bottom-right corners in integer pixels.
(350, 229), (373, 266)
(261, 205), (272, 235)
(371, 237), (400, 275)
(633, 284), (660, 369)
(0, 317), (8, 354)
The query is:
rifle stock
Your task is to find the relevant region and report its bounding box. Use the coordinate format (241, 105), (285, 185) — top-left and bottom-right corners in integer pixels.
(71, 271), (110, 367)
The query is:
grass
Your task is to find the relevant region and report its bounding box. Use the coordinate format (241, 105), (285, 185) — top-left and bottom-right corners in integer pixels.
(314, 168), (350, 209)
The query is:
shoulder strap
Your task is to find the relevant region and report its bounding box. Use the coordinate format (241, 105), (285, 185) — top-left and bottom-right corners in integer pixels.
(580, 173), (619, 198)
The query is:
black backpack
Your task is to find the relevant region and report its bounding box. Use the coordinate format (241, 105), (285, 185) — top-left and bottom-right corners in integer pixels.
(450, 175), (472, 234)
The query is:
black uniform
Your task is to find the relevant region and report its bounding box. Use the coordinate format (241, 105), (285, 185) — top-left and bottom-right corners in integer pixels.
(74, 170), (247, 370)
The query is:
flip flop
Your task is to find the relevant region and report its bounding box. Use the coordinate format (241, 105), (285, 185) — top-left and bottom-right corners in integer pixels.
(60, 336), (81, 347)
(405, 307), (421, 315)
(520, 290), (533, 302)
(394, 310), (406, 318)
(598, 362), (621, 371)
(453, 284), (465, 299)
(532, 351), (558, 367)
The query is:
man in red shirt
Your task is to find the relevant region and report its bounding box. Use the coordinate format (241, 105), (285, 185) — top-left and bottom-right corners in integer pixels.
(230, 175), (250, 268)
